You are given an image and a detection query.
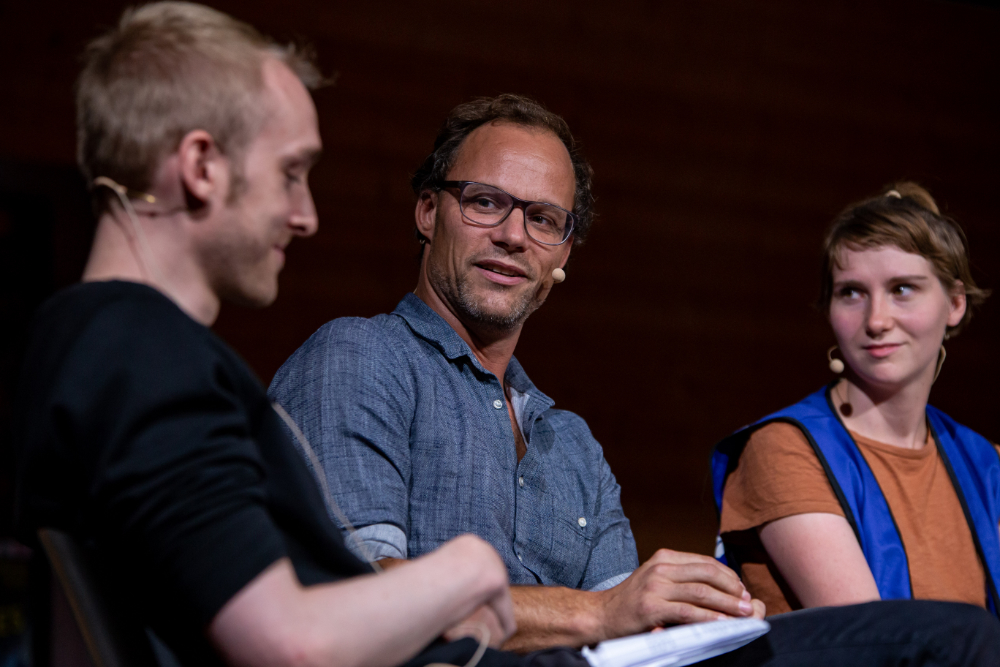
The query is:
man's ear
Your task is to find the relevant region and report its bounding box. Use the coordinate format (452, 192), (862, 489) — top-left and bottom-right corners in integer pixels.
(414, 190), (438, 243)
(177, 129), (226, 211)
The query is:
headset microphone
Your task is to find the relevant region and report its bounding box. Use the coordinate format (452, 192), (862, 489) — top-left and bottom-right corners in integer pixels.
(92, 176), (167, 288)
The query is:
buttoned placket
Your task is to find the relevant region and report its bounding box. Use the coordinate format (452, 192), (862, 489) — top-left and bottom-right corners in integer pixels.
(392, 294), (602, 585)
(397, 291), (560, 580)
(509, 384), (549, 580)
(513, 428), (530, 571)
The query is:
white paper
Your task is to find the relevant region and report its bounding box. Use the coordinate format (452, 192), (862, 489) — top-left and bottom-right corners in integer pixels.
(581, 618), (769, 667)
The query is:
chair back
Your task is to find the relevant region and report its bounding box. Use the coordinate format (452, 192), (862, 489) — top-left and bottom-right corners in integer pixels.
(39, 528), (160, 667)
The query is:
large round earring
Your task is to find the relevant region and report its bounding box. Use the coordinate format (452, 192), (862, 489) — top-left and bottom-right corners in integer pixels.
(933, 346), (947, 383)
(827, 346), (845, 374)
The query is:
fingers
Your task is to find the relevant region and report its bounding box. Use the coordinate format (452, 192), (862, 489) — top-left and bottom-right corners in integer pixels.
(659, 561), (746, 599)
(654, 601), (733, 625)
(658, 581), (754, 619)
(648, 548), (734, 569)
(628, 559), (755, 627)
(646, 550), (744, 593)
(488, 588), (517, 641)
(443, 605), (506, 648)
(751, 599), (766, 619)
(602, 551), (758, 637)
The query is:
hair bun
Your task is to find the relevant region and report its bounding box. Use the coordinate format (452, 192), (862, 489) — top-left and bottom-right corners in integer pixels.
(889, 181), (940, 215)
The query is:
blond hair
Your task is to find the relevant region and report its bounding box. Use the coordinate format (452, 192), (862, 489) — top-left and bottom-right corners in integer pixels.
(77, 2), (322, 208)
(818, 182), (990, 335)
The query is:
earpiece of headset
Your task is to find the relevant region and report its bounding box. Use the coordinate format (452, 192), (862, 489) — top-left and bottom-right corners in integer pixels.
(93, 176), (157, 204)
(92, 176), (166, 287)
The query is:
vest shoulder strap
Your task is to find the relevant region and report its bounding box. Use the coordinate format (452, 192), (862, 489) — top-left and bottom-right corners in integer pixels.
(712, 386), (912, 599)
(926, 407), (1000, 614)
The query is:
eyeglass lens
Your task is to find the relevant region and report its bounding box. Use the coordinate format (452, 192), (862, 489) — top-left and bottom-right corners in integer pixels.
(460, 182), (572, 245)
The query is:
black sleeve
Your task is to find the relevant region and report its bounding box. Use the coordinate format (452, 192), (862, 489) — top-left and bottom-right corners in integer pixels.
(57, 296), (286, 628)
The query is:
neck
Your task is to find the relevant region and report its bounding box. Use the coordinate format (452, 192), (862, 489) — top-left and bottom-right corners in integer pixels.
(413, 276), (521, 383)
(82, 210), (221, 326)
(835, 372), (934, 449)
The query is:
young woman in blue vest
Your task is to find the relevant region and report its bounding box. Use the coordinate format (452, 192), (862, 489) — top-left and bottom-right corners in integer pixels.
(712, 182), (999, 617)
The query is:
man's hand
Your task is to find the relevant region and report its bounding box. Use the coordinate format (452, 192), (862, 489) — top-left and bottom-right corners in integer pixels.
(209, 535), (517, 667)
(594, 549), (762, 639)
(377, 547), (516, 648)
(503, 549), (763, 652)
(443, 604), (507, 648)
(377, 552), (511, 647)
(435, 535), (516, 647)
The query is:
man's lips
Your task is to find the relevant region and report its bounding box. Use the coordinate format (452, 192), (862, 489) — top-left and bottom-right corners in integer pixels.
(863, 343), (903, 359)
(474, 260), (529, 286)
(273, 244), (287, 266)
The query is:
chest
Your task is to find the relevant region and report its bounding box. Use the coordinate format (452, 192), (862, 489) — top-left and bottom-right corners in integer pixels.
(402, 366), (598, 586)
(858, 444), (987, 605)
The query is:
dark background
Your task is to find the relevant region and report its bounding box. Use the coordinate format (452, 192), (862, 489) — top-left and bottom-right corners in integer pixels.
(2, 0), (998, 565)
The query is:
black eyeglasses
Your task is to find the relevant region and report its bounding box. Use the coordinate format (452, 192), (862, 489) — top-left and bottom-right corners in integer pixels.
(439, 180), (576, 246)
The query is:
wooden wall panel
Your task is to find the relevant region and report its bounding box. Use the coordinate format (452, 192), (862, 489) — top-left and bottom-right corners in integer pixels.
(1, 0), (998, 558)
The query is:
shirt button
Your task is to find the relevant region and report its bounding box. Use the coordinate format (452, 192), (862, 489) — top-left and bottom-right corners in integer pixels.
(517, 553), (523, 562)
(578, 517), (587, 528)
(518, 476), (525, 488)
(492, 399), (503, 409)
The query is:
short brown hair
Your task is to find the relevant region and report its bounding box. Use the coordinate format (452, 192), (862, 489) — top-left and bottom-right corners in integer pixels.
(818, 181), (990, 335)
(77, 1), (322, 210)
(411, 94), (595, 244)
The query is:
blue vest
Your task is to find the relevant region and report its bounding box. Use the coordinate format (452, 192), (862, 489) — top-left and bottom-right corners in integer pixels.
(711, 386), (1000, 615)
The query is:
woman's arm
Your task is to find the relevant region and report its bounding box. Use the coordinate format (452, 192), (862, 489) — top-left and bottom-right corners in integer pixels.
(209, 534), (515, 667)
(758, 513), (880, 608)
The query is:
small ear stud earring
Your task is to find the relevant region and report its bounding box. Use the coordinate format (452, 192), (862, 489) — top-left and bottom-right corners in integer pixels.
(551, 268), (566, 283)
(827, 346), (845, 374)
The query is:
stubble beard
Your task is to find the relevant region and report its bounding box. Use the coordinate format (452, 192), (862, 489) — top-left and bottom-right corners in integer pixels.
(208, 243), (279, 308)
(202, 207), (281, 309)
(430, 260), (541, 336)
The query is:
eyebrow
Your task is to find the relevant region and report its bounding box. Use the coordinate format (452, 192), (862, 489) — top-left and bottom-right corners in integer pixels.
(888, 274), (930, 282)
(284, 147), (323, 169)
(833, 274), (931, 289)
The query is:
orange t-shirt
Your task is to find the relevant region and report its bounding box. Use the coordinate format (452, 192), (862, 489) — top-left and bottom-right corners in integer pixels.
(720, 421), (1000, 615)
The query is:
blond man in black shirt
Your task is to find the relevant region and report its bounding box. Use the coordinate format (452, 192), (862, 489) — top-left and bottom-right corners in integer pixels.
(15, 4), (518, 665)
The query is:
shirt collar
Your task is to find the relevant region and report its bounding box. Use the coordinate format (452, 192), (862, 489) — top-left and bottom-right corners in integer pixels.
(392, 293), (555, 410)
(393, 292), (474, 362)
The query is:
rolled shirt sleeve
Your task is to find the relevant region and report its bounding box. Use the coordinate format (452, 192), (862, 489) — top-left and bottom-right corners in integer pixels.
(269, 295), (640, 589)
(351, 523), (408, 560)
(582, 458), (638, 591)
(269, 317), (416, 536)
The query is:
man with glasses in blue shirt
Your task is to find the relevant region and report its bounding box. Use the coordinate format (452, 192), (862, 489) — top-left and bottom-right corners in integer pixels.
(268, 94), (1000, 661)
(271, 95), (660, 650)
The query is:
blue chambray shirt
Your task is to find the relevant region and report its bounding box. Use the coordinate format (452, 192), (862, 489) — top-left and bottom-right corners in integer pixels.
(268, 293), (638, 590)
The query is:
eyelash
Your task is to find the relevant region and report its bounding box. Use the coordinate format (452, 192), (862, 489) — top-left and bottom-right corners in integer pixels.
(836, 285), (917, 299)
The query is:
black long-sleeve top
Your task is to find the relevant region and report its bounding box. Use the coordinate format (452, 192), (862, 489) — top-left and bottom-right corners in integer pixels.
(14, 281), (371, 664)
